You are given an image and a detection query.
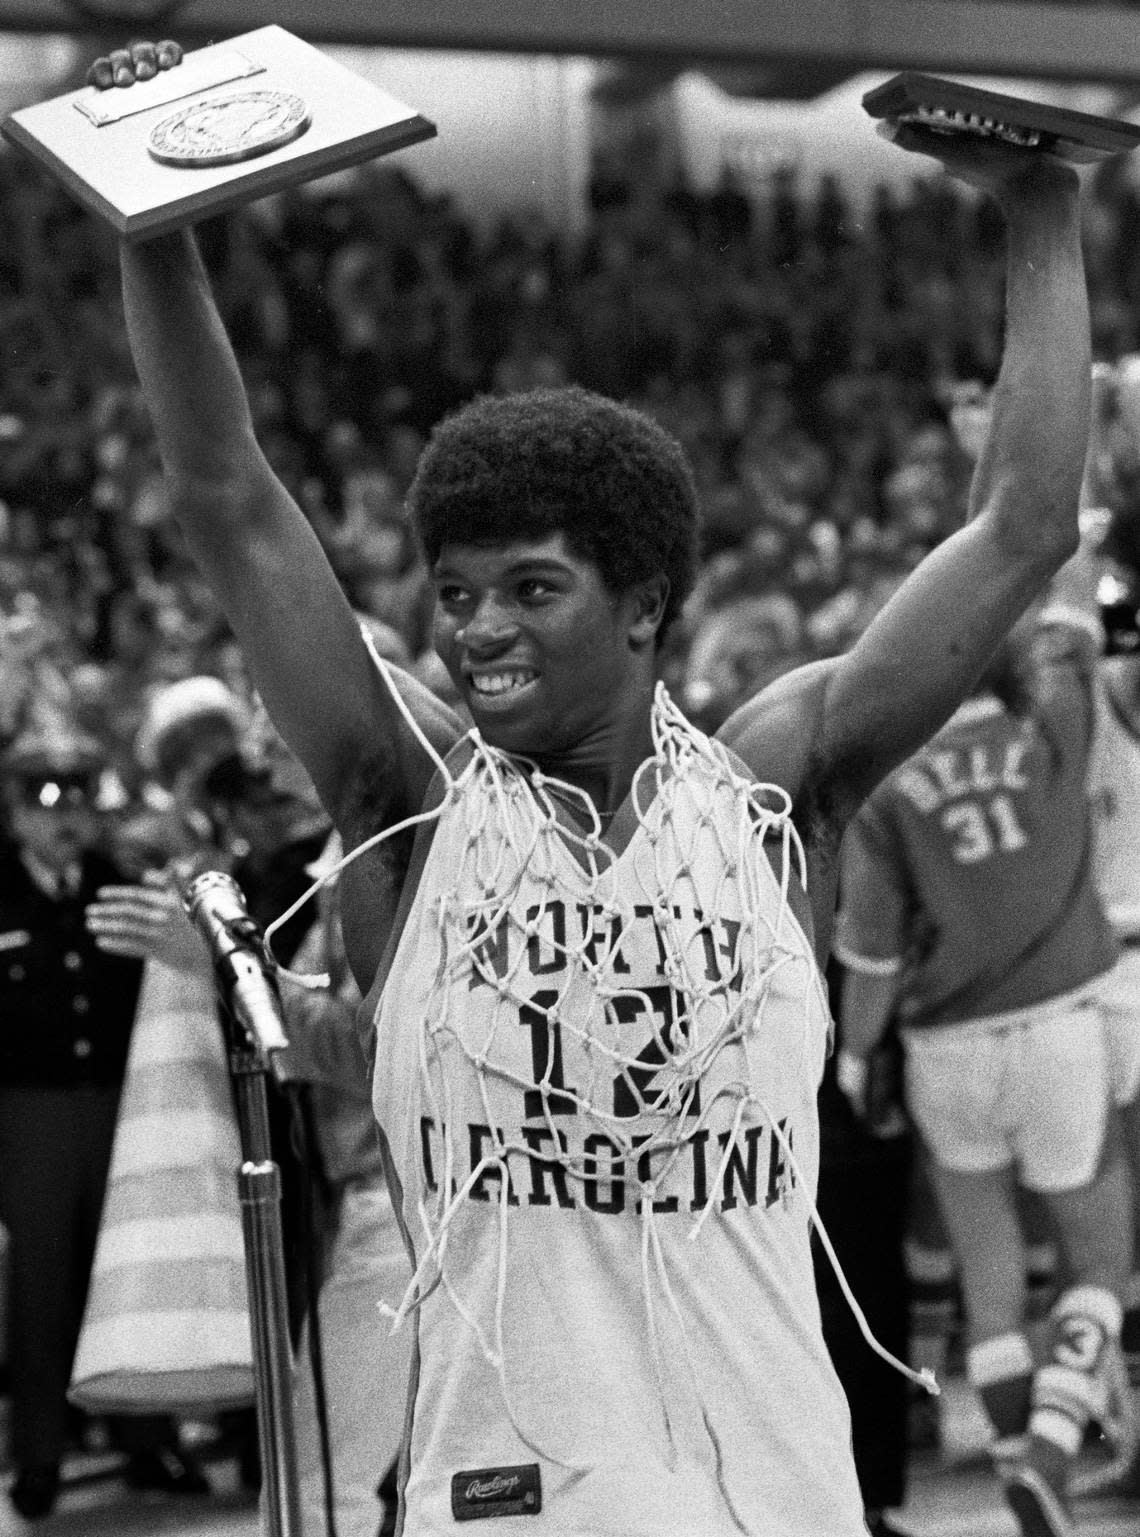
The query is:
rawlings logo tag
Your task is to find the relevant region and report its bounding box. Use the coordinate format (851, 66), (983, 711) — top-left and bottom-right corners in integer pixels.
(451, 1463), (541, 1520)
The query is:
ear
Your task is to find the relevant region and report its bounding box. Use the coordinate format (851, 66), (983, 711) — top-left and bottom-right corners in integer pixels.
(627, 575), (670, 647)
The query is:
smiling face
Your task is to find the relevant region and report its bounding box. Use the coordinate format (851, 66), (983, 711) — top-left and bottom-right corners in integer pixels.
(431, 533), (661, 761)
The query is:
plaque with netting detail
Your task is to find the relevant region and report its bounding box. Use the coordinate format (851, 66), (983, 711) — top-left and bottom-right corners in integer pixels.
(1, 25), (436, 240)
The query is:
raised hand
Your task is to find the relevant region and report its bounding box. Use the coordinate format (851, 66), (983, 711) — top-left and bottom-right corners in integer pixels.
(87, 39), (182, 91)
(877, 117), (1079, 206)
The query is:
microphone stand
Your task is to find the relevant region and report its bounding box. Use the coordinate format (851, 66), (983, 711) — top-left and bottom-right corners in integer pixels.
(213, 939), (302, 1537)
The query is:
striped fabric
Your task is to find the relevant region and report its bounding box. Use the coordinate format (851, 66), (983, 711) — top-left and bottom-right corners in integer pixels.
(69, 957), (254, 1413)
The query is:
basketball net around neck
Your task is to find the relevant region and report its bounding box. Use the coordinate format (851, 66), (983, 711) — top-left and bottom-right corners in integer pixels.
(265, 644), (937, 1525)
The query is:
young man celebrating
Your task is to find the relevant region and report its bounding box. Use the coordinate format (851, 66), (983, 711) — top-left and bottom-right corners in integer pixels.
(97, 41), (1093, 1537)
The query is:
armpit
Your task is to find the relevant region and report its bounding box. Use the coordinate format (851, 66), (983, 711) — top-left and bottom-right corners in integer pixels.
(336, 744), (406, 845)
(792, 753), (860, 859)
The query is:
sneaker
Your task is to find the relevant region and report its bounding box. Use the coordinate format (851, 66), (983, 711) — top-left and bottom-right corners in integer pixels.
(1071, 1334), (1140, 1498)
(1003, 1463), (1074, 1537)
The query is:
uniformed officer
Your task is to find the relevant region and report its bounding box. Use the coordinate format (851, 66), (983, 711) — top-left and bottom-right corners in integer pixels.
(0, 722), (207, 1519)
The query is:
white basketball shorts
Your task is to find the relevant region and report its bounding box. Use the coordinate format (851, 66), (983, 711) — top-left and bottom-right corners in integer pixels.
(1092, 945), (1140, 1107)
(902, 983), (1111, 1192)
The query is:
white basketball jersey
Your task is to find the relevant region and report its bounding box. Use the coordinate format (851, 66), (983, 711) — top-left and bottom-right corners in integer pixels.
(370, 705), (866, 1536)
(1089, 662), (1140, 935)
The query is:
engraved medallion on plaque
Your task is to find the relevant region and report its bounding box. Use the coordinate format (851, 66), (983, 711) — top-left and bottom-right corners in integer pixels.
(148, 89), (311, 168)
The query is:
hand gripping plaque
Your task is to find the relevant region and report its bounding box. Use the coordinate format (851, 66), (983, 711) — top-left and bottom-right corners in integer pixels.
(1, 25), (436, 240)
(863, 73), (1140, 165)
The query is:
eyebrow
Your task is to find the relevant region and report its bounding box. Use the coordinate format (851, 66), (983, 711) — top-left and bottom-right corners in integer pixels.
(433, 556), (570, 580)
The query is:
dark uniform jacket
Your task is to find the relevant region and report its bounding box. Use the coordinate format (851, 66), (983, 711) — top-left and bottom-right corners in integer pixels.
(0, 841), (144, 1087)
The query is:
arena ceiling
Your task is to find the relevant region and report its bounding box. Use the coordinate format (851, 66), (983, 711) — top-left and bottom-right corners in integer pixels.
(3, 0), (1140, 89)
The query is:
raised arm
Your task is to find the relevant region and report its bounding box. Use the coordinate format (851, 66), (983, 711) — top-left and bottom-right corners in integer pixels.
(723, 136), (1090, 824)
(117, 172), (461, 838)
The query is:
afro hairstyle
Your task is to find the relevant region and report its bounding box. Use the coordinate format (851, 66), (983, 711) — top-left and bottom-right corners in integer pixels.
(406, 386), (700, 640)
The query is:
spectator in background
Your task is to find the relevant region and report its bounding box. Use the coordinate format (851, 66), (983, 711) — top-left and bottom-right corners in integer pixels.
(132, 672), (254, 840)
(326, 468), (432, 654)
(0, 721), (208, 1520)
(119, 674), (330, 1330)
(682, 590), (804, 727)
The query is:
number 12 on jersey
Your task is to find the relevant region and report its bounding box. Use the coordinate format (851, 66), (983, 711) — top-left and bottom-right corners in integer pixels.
(518, 984), (698, 1121)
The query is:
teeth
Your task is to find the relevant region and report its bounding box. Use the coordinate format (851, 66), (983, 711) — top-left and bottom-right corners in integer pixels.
(471, 672), (535, 696)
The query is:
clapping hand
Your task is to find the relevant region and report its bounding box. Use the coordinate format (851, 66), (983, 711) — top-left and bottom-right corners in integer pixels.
(86, 867), (207, 976)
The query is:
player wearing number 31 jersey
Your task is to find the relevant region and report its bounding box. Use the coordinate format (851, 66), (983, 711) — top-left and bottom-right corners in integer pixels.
(837, 636), (1114, 1031)
(836, 630), (1131, 1537)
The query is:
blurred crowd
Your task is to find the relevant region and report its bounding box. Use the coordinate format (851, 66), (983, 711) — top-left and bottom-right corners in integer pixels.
(3, 143), (1140, 786)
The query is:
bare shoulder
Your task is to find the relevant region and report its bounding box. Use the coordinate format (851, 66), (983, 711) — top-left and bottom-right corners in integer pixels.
(715, 656), (864, 861)
(716, 657), (837, 803)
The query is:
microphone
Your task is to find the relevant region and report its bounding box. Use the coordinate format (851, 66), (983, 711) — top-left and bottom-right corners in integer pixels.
(182, 870), (290, 1056)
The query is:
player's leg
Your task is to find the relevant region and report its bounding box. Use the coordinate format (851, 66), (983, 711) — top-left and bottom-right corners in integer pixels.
(901, 1024), (1036, 1459)
(1006, 992), (1133, 1537)
(1095, 949), (1140, 1370)
(904, 1144), (961, 1453)
(1014, 1184), (1060, 1322)
(1026, 1156), (1134, 1525)
(925, 1160), (1035, 1452)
